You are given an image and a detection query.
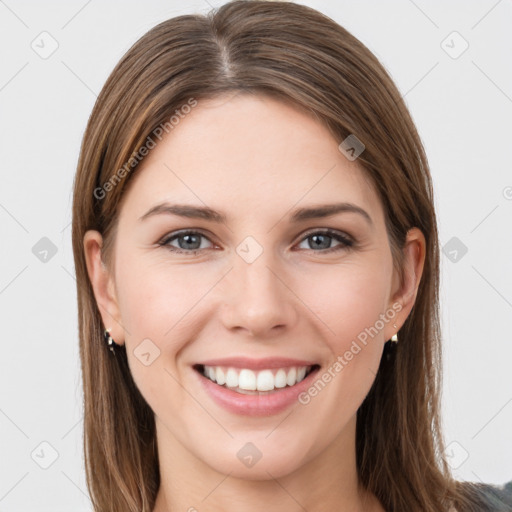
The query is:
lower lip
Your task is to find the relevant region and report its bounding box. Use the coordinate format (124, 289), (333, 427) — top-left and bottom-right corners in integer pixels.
(194, 366), (320, 417)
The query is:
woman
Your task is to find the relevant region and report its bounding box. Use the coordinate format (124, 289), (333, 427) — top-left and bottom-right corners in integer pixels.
(71, 1), (512, 511)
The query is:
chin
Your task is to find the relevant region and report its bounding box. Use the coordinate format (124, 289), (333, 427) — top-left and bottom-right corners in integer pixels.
(194, 436), (313, 481)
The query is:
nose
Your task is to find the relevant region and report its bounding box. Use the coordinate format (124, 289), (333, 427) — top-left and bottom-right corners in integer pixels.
(219, 248), (298, 338)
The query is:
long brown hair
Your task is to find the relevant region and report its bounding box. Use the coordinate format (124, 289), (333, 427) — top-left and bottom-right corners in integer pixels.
(71, 1), (487, 510)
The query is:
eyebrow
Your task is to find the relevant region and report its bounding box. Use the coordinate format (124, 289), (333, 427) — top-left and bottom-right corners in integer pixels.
(138, 202), (373, 226)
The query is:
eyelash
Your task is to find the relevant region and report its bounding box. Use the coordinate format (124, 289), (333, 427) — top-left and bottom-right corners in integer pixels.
(158, 228), (355, 255)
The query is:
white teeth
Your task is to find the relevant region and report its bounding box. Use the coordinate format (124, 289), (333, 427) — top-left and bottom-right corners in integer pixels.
(225, 368), (238, 388)
(215, 367), (226, 386)
(256, 370), (274, 391)
(239, 369), (256, 391)
(201, 365), (314, 392)
(286, 367), (297, 386)
(274, 369), (287, 388)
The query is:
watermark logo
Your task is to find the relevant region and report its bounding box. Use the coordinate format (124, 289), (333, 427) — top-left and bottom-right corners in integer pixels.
(445, 440), (469, 470)
(441, 31), (469, 60)
(31, 441), (59, 469)
(31, 31), (59, 60)
(32, 237), (58, 263)
(236, 236), (264, 264)
(237, 442), (263, 468)
(442, 236), (468, 263)
(338, 134), (365, 161)
(134, 338), (161, 366)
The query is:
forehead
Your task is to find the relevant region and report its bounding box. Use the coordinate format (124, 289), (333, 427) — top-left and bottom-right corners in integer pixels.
(118, 93), (384, 227)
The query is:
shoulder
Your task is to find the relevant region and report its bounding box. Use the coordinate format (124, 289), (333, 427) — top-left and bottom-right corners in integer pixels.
(456, 480), (512, 511)
(479, 481), (512, 511)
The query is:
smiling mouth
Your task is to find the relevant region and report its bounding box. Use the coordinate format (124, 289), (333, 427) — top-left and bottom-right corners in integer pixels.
(193, 364), (321, 395)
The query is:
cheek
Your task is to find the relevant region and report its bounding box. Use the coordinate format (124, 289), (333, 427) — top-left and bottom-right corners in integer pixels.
(115, 255), (215, 348)
(286, 264), (389, 452)
(292, 261), (389, 410)
(295, 261), (390, 350)
(114, 257), (213, 414)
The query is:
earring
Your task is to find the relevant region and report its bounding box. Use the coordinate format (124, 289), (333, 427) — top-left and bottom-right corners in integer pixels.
(104, 328), (118, 355)
(390, 323), (398, 343)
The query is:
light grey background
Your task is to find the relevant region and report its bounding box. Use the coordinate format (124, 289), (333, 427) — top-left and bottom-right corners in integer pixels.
(0, 0), (511, 510)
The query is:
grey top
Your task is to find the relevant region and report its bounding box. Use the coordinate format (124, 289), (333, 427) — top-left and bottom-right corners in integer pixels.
(472, 481), (512, 511)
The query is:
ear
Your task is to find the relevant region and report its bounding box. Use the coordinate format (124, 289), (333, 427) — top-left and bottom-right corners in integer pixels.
(386, 227), (426, 338)
(83, 230), (125, 346)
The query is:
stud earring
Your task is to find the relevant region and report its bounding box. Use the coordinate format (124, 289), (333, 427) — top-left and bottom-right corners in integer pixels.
(103, 328), (118, 355)
(390, 323), (398, 343)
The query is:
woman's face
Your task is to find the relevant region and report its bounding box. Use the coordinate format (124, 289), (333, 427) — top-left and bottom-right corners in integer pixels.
(86, 93), (421, 480)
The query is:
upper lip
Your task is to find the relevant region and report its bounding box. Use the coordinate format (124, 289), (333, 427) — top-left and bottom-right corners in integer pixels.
(194, 357), (319, 370)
